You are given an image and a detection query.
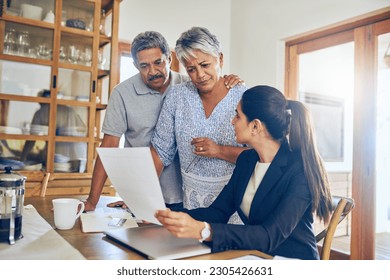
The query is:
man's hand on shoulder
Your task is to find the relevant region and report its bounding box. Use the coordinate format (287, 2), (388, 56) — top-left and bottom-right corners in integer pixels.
(223, 74), (244, 89)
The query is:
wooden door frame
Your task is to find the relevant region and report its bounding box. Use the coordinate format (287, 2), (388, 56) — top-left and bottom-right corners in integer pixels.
(284, 7), (390, 260)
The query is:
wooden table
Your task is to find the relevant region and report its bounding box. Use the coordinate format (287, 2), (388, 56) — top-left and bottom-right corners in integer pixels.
(24, 195), (272, 260)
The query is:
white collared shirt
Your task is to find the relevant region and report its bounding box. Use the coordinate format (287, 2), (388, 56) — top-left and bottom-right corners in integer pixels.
(240, 161), (271, 218)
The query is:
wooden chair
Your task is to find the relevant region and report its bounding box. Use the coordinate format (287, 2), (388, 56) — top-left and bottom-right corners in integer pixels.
(316, 195), (355, 260)
(39, 172), (51, 197)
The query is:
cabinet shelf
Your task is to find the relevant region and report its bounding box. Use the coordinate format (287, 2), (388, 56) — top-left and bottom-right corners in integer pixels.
(61, 26), (95, 37)
(0, 134), (49, 141)
(1, 14), (55, 30)
(96, 103), (107, 110)
(99, 34), (111, 48)
(55, 136), (89, 142)
(0, 93), (50, 103)
(58, 61), (93, 71)
(56, 99), (92, 106)
(98, 68), (110, 79)
(0, 53), (53, 66)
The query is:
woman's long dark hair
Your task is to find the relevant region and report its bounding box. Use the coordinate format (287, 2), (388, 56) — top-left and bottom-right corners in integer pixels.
(241, 86), (332, 223)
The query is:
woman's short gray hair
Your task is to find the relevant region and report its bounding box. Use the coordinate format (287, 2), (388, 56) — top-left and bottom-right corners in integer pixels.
(175, 27), (222, 64)
(131, 31), (171, 66)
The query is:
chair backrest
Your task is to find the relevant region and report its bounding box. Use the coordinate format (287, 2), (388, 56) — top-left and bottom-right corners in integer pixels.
(316, 195), (355, 260)
(40, 172), (51, 197)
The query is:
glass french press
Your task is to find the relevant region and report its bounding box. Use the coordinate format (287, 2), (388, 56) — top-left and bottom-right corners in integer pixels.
(0, 166), (26, 244)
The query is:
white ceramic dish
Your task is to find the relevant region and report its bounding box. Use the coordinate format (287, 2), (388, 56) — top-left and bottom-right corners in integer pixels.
(20, 4), (42, 20)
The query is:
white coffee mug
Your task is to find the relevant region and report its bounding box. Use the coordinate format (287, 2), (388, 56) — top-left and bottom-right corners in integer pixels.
(52, 198), (85, 230)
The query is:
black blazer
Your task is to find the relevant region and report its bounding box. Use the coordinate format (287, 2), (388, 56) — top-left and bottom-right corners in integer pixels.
(187, 141), (320, 260)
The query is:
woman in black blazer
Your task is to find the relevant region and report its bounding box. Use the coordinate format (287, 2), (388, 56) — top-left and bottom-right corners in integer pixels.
(155, 85), (333, 260)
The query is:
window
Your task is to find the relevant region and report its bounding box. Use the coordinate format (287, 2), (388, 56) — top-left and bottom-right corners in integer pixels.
(285, 8), (390, 259)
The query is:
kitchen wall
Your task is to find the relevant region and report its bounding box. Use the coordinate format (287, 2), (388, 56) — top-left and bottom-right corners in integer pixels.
(118, 0), (232, 74)
(119, 0), (389, 89)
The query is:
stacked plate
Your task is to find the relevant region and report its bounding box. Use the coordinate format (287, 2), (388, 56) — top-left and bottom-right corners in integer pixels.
(0, 157), (24, 170)
(54, 153), (71, 172)
(54, 162), (72, 172)
(23, 162), (43, 171)
(30, 125), (49, 135)
(0, 126), (22, 134)
(54, 153), (70, 163)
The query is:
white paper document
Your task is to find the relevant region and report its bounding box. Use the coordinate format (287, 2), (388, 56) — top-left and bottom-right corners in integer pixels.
(97, 147), (166, 224)
(80, 207), (138, 233)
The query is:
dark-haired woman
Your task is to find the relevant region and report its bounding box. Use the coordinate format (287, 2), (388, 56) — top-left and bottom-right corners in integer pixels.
(155, 85), (333, 260)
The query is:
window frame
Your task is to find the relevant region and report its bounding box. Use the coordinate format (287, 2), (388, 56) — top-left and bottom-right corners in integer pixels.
(284, 7), (390, 260)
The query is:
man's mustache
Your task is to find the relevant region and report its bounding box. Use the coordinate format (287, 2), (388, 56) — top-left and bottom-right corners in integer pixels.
(148, 74), (164, 81)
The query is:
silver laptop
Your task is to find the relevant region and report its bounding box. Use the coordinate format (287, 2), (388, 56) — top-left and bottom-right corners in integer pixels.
(97, 147), (211, 259)
(104, 225), (211, 260)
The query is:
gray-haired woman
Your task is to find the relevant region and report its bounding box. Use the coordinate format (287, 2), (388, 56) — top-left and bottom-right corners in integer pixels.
(151, 27), (247, 224)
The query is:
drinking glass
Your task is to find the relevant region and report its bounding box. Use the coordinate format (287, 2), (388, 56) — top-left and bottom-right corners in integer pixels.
(17, 31), (31, 56)
(37, 43), (51, 59)
(59, 46), (67, 61)
(84, 47), (92, 66)
(68, 45), (79, 64)
(4, 29), (17, 54)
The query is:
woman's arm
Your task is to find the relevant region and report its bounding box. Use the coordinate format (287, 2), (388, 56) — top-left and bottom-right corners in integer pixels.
(190, 137), (248, 164)
(155, 152), (247, 240)
(206, 169), (312, 254)
(150, 146), (164, 176)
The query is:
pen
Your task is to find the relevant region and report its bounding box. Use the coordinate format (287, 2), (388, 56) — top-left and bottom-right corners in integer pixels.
(126, 208), (137, 219)
(111, 202), (136, 218)
(185, 156), (201, 173)
(183, 132), (202, 173)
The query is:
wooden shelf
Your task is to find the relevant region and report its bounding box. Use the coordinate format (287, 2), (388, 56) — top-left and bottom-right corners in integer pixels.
(99, 34), (111, 47)
(0, 134), (49, 141)
(96, 103), (107, 110)
(60, 26), (95, 37)
(0, 53), (53, 66)
(1, 14), (55, 30)
(98, 69), (110, 78)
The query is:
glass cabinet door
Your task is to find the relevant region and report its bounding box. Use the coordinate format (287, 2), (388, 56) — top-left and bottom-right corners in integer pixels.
(54, 104), (88, 173)
(0, 60), (51, 96)
(57, 68), (91, 101)
(2, 100), (50, 136)
(1, 0), (115, 176)
(62, 0), (95, 32)
(0, 139), (47, 171)
(55, 105), (88, 137)
(2, 22), (54, 60)
(0, 99), (49, 171)
(60, 33), (93, 66)
(54, 141), (87, 173)
(5, 0), (56, 21)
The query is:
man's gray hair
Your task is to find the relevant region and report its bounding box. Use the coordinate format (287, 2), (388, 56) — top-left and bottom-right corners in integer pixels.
(131, 31), (171, 65)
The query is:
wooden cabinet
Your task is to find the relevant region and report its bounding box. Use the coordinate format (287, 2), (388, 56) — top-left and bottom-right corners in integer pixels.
(0, 0), (121, 196)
